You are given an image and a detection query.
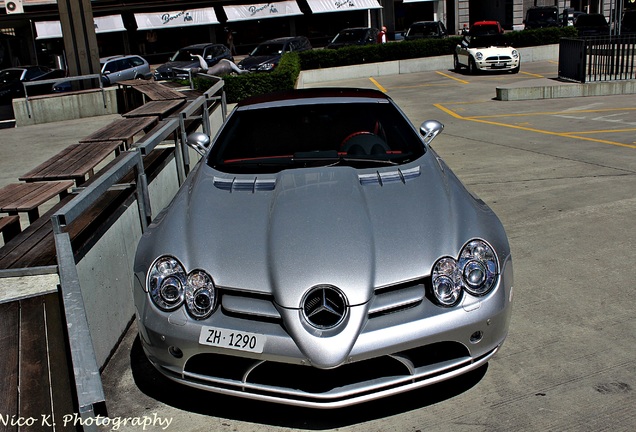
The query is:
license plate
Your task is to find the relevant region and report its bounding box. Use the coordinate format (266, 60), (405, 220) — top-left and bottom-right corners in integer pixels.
(199, 326), (265, 353)
(493, 63), (507, 68)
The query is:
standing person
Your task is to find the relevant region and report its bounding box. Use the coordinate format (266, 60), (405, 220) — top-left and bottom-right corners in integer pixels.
(146, 30), (158, 54)
(225, 27), (237, 56)
(378, 26), (387, 43)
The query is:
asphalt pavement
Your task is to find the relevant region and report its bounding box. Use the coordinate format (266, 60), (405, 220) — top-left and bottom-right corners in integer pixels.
(2, 61), (635, 431)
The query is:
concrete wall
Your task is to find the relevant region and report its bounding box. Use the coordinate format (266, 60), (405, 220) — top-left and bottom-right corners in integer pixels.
(12, 87), (119, 127)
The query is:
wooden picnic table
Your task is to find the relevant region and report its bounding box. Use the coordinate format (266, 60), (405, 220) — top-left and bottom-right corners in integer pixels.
(79, 116), (158, 149)
(19, 141), (124, 186)
(122, 99), (185, 120)
(0, 180), (74, 223)
(131, 82), (187, 101)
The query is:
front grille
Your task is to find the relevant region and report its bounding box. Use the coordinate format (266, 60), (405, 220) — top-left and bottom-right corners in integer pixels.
(183, 341), (472, 403)
(485, 55), (513, 62)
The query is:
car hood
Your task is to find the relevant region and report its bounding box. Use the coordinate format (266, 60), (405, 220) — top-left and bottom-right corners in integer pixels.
(156, 60), (198, 72)
(136, 152), (506, 310)
(238, 55), (281, 69)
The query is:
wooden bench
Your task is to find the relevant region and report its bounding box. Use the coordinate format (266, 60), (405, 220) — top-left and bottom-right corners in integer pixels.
(19, 141), (124, 186)
(0, 216), (21, 244)
(80, 116), (158, 149)
(0, 147), (174, 270)
(0, 181), (74, 223)
(0, 293), (76, 432)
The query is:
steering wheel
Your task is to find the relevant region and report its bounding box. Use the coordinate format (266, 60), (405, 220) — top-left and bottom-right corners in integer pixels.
(340, 131), (390, 155)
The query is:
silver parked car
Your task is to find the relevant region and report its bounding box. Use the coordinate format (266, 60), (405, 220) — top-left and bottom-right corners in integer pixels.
(100, 54), (151, 85)
(133, 88), (513, 408)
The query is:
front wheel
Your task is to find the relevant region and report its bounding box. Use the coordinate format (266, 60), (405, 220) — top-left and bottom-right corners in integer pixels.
(511, 65), (520, 74)
(468, 57), (478, 74)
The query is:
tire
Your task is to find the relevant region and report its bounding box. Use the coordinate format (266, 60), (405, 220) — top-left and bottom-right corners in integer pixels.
(468, 57), (478, 75)
(511, 66), (520, 74)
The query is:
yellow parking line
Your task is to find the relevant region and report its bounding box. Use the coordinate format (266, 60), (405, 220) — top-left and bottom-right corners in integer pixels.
(369, 77), (387, 92)
(435, 71), (469, 84)
(520, 71), (544, 78)
(434, 103), (636, 149)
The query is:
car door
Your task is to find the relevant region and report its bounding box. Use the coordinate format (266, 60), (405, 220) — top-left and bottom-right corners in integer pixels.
(456, 36), (471, 65)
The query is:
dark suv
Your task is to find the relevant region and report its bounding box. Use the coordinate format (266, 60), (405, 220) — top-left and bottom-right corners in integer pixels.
(524, 6), (560, 29)
(404, 21), (448, 40)
(326, 27), (380, 49)
(574, 13), (610, 36)
(238, 36), (312, 72)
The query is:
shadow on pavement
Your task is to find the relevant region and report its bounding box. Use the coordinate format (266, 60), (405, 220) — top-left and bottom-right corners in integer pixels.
(129, 335), (488, 429)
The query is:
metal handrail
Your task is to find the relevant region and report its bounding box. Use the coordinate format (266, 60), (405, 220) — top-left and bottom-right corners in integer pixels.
(50, 80), (225, 429)
(23, 73), (105, 118)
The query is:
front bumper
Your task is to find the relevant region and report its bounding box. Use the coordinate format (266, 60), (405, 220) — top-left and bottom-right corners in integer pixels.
(134, 259), (513, 408)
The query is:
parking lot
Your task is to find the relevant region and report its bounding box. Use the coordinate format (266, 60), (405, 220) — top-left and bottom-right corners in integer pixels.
(102, 61), (636, 431)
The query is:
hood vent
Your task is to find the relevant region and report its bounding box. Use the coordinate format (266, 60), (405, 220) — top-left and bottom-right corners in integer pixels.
(358, 166), (421, 186)
(214, 177), (276, 193)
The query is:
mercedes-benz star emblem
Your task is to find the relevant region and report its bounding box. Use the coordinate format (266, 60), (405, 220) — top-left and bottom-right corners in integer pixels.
(302, 285), (347, 329)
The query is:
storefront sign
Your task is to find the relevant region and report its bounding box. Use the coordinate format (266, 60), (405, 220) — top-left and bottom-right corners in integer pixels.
(305, 0), (381, 13)
(223, 1), (303, 22)
(134, 7), (220, 30)
(35, 15), (125, 39)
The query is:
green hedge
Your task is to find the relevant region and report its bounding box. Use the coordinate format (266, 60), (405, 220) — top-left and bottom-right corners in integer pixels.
(201, 27), (578, 104)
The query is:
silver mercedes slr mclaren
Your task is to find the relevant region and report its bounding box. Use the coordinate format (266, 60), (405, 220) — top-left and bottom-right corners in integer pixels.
(133, 88), (513, 408)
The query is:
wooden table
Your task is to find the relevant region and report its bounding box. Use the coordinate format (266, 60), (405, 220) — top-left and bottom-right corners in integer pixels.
(19, 141), (124, 186)
(131, 82), (187, 101)
(0, 180), (74, 223)
(122, 99), (185, 120)
(79, 116), (158, 149)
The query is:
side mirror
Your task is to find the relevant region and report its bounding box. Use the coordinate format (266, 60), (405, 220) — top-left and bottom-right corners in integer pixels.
(419, 120), (444, 145)
(187, 132), (211, 156)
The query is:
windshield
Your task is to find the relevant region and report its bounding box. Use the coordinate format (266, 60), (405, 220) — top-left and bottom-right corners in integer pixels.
(207, 102), (426, 174)
(332, 29), (366, 44)
(468, 35), (506, 48)
(407, 23), (438, 37)
(527, 9), (558, 22)
(251, 42), (285, 56)
(0, 69), (24, 82)
(171, 48), (205, 62)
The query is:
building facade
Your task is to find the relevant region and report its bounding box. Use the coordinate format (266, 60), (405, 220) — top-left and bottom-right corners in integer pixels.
(0, 0), (627, 71)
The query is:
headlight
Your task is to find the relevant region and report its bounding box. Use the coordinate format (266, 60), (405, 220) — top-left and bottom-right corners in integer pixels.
(512, 50), (519, 59)
(475, 52), (483, 61)
(148, 256), (186, 311)
(431, 240), (498, 306)
(147, 256), (217, 319)
(458, 240), (497, 296)
(432, 257), (462, 306)
(258, 63), (276, 71)
(185, 270), (216, 319)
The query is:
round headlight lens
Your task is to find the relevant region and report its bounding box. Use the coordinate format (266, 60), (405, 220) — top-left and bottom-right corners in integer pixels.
(432, 257), (462, 306)
(475, 52), (483, 61)
(512, 50), (519, 58)
(148, 256), (186, 311)
(185, 270), (216, 319)
(459, 240), (498, 296)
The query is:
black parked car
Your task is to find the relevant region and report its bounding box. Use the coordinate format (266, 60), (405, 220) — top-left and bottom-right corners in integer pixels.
(238, 36), (311, 72)
(0, 65), (66, 104)
(404, 21), (448, 40)
(154, 44), (234, 80)
(574, 13), (610, 37)
(524, 6), (560, 29)
(326, 27), (380, 49)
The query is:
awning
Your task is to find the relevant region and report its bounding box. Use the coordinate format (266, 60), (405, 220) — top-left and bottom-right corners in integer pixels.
(306, 0), (382, 14)
(134, 7), (220, 31)
(35, 15), (125, 40)
(224, 1), (303, 22)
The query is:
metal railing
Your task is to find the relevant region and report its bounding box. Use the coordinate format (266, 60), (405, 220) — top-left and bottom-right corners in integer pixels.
(22, 74), (105, 119)
(559, 35), (636, 83)
(50, 77), (226, 430)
